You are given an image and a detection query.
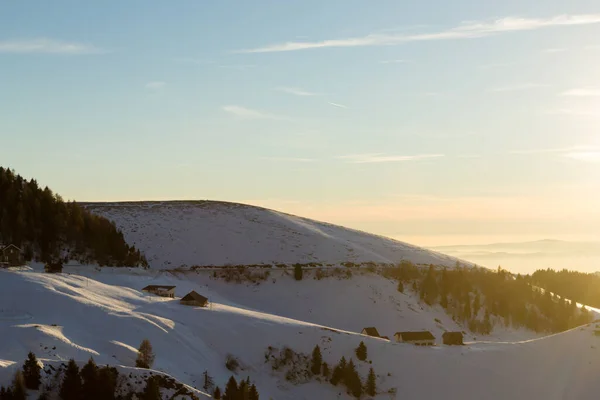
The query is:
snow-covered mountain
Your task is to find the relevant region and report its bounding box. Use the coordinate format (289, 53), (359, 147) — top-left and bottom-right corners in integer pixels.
(86, 201), (465, 269)
(2, 266), (600, 400)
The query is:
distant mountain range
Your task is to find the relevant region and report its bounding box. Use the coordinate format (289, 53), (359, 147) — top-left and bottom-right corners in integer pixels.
(431, 240), (600, 273)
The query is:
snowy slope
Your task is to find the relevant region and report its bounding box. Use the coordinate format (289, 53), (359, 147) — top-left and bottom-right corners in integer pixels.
(3, 267), (600, 399)
(86, 201), (465, 269)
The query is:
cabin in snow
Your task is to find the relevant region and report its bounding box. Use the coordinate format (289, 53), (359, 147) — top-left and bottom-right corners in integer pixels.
(442, 331), (464, 345)
(141, 285), (176, 298)
(361, 327), (381, 338)
(0, 244), (23, 267)
(394, 331), (435, 346)
(180, 291), (208, 307)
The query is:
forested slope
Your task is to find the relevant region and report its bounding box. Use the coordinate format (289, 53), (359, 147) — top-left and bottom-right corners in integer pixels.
(0, 167), (146, 267)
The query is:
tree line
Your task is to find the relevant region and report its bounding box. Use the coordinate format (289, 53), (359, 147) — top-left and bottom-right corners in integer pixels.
(532, 269), (600, 309)
(385, 261), (592, 335)
(0, 167), (147, 267)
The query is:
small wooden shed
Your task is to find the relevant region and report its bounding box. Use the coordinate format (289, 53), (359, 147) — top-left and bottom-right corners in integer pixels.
(141, 285), (176, 298)
(180, 291), (208, 307)
(0, 244), (23, 267)
(361, 327), (381, 338)
(442, 331), (464, 345)
(394, 331), (435, 346)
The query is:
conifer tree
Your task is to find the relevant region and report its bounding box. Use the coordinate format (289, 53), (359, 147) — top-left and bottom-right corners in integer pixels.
(310, 345), (323, 375)
(136, 339), (155, 369)
(366, 367), (376, 397)
(345, 359), (362, 398)
(202, 370), (215, 392)
(322, 362), (330, 378)
(473, 292), (481, 317)
(238, 379), (249, 400)
(12, 371), (26, 400)
(440, 293), (449, 309)
(248, 384), (259, 400)
(22, 352), (41, 390)
(213, 386), (222, 400)
(355, 341), (367, 361)
(142, 376), (161, 400)
(329, 356), (347, 386)
(96, 366), (118, 400)
(463, 296), (472, 320)
(80, 358), (98, 400)
(59, 359), (82, 400)
(223, 376), (238, 400)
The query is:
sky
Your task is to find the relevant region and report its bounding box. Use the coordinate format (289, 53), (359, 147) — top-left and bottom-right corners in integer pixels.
(1, 1), (599, 248)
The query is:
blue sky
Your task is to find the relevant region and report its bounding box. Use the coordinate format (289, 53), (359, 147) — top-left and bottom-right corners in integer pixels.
(1, 1), (599, 246)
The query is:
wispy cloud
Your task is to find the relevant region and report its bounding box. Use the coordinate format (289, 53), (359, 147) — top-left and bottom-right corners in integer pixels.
(219, 64), (257, 70)
(260, 156), (315, 162)
(0, 38), (104, 54)
(236, 14), (600, 53)
(379, 59), (410, 64)
(174, 57), (215, 66)
(275, 87), (322, 96)
(145, 81), (166, 90)
(223, 105), (287, 120)
(328, 102), (348, 109)
(479, 62), (515, 69)
(542, 47), (567, 53)
(337, 153), (444, 164)
(562, 87), (600, 97)
(547, 107), (600, 117)
(510, 145), (598, 155)
(491, 83), (549, 92)
(564, 151), (600, 163)
(457, 155), (483, 159)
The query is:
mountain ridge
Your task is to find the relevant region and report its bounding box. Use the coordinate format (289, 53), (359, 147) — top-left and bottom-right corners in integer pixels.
(85, 200), (470, 269)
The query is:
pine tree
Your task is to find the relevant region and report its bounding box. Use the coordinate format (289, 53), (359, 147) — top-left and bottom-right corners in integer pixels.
(397, 281), (404, 293)
(223, 376), (238, 400)
(294, 264), (303, 281)
(366, 367), (376, 396)
(329, 356), (346, 386)
(142, 376), (161, 400)
(0, 387), (6, 400)
(248, 384), (259, 400)
(11, 371), (26, 400)
(22, 351), (41, 390)
(473, 292), (481, 317)
(60, 359), (82, 400)
(80, 358), (98, 400)
(463, 295), (472, 320)
(322, 362), (330, 378)
(238, 379), (249, 400)
(202, 370), (215, 392)
(136, 339), (155, 369)
(213, 386), (222, 400)
(440, 293), (449, 309)
(345, 359), (362, 398)
(310, 345), (322, 375)
(483, 309), (492, 334)
(355, 341), (367, 361)
(96, 366), (118, 400)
